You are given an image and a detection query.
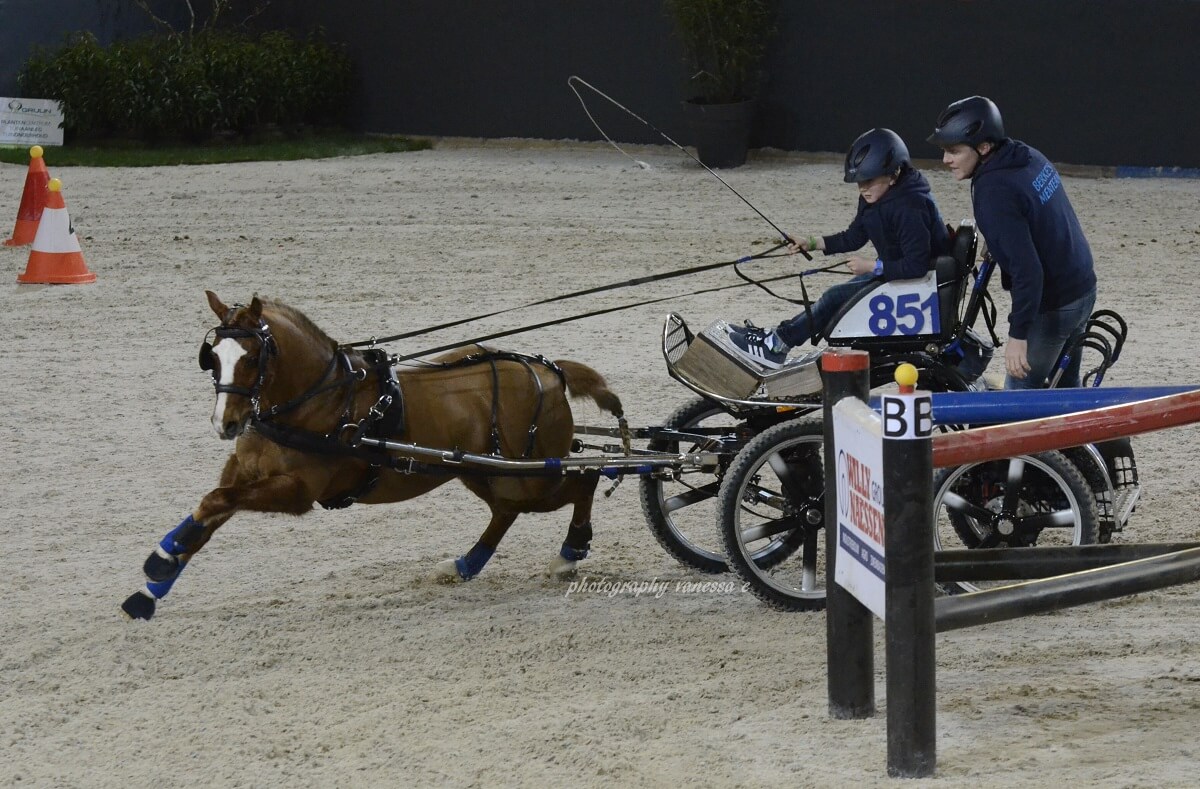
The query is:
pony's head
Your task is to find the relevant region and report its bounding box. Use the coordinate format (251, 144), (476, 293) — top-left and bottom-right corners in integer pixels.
(200, 290), (278, 439)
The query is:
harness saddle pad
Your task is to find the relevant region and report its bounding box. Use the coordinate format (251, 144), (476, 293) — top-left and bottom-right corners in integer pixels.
(672, 319), (823, 401)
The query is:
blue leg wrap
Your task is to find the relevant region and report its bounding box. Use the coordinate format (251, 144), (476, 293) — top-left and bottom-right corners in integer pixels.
(559, 544), (589, 562)
(145, 515), (195, 599)
(145, 574), (183, 600)
(454, 542), (495, 580)
(159, 515), (197, 556)
(560, 521), (592, 562)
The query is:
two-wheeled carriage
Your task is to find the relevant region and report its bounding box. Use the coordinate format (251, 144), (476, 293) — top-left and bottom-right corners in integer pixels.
(632, 221), (1141, 609)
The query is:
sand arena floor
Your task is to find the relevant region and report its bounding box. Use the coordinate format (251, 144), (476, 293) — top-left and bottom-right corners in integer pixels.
(2, 140), (1200, 787)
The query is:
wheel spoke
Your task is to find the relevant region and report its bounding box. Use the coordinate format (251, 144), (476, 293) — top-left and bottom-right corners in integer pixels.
(1017, 510), (1077, 530)
(740, 515), (803, 544)
(662, 481), (720, 513)
(767, 452), (816, 502)
(800, 529), (821, 592)
(941, 490), (994, 524)
(1001, 458), (1026, 514)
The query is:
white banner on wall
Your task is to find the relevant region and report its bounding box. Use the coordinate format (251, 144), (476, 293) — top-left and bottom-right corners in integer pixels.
(0, 98), (65, 146)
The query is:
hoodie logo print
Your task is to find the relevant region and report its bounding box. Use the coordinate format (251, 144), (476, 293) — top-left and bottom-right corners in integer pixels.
(1032, 163), (1061, 204)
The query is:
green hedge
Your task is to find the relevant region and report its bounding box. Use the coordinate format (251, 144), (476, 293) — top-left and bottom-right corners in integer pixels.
(17, 29), (353, 143)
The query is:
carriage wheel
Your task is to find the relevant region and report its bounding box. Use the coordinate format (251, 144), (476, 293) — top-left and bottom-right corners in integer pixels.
(717, 419), (828, 611)
(639, 398), (745, 574)
(933, 450), (1100, 594)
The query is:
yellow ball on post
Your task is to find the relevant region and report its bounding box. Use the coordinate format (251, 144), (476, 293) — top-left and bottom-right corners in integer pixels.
(894, 363), (919, 393)
(30, 145), (44, 159)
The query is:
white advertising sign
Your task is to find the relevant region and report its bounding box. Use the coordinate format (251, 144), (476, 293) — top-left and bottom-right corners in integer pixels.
(832, 398), (886, 620)
(0, 98), (65, 146)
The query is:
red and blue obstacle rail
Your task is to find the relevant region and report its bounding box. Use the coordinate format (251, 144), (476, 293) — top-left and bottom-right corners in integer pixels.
(929, 385), (1200, 468)
(872, 384), (1198, 427)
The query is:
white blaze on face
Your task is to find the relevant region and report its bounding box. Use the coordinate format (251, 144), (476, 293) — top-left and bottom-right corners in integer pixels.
(210, 337), (249, 435)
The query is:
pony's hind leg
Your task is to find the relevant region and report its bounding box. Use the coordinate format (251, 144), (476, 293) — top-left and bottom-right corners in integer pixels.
(546, 474), (600, 578)
(432, 510), (518, 583)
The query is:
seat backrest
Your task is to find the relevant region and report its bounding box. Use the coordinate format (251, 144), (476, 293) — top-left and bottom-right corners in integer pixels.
(948, 220), (978, 281)
(931, 220), (979, 339)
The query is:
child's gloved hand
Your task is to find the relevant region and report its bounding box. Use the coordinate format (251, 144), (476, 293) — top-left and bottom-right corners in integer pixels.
(787, 234), (823, 255)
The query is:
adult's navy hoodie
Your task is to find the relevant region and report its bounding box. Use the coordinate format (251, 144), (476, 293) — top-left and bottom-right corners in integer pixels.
(822, 166), (951, 280)
(971, 139), (1096, 340)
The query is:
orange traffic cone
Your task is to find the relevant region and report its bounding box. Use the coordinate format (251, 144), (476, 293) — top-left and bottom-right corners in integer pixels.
(17, 178), (95, 285)
(4, 145), (51, 247)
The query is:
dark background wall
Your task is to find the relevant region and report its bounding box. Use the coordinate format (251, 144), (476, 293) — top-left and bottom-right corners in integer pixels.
(2, 0), (1198, 168)
(0, 0), (193, 91)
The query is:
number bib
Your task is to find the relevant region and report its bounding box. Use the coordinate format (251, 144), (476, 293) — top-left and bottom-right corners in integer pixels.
(828, 272), (941, 339)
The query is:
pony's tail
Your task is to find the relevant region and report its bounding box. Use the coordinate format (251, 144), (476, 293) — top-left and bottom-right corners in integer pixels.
(554, 360), (624, 418)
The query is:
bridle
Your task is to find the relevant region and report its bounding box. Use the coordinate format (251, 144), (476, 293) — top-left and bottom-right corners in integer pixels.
(199, 312), (373, 426)
(199, 314), (279, 419)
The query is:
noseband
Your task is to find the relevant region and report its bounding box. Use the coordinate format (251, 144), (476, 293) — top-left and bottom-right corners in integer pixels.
(199, 318), (278, 417)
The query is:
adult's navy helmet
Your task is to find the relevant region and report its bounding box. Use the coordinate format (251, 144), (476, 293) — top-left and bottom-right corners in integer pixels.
(843, 128), (910, 183)
(927, 96), (1005, 148)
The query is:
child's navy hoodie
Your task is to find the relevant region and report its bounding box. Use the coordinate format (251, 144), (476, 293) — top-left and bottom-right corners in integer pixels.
(970, 139), (1096, 340)
(822, 166), (952, 280)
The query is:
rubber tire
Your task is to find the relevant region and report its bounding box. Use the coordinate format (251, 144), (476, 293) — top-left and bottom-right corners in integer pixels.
(717, 419), (827, 612)
(639, 397), (743, 574)
(933, 450), (1100, 594)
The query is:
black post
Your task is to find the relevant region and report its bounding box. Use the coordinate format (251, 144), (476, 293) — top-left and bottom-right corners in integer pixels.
(822, 349), (874, 719)
(882, 386), (936, 777)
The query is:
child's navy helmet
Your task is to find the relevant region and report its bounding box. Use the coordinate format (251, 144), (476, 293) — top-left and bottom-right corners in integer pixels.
(844, 128), (910, 183)
(927, 96), (1005, 148)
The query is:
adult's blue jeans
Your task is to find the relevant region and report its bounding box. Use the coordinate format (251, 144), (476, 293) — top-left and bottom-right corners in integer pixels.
(1005, 287), (1098, 390)
(774, 274), (875, 348)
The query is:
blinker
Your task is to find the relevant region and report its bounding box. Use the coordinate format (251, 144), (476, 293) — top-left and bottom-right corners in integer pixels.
(199, 342), (214, 372)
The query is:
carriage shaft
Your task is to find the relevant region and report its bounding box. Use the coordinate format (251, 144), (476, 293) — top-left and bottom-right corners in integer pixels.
(354, 436), (719, 474)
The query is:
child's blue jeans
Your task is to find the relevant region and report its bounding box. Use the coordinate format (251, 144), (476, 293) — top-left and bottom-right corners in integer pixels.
(774, 274), (876, 348)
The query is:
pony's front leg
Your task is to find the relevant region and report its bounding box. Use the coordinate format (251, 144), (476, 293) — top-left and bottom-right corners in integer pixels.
(121, 468), (316, 620)
(432, 511), (518, 582)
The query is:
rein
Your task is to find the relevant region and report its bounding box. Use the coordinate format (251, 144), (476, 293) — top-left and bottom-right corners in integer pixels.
(341, 244), (788, 350)
(368, 251), (851, 363)
(382, 247), (847, 363)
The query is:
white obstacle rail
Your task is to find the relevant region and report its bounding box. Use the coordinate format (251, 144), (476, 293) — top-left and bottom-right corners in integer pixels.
(821, 349), (1200, 779)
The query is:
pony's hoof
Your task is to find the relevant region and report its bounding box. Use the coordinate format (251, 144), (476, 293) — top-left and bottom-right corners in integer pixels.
(121, 591), (155, 621)
(547, 555), (579, 578)
(143, 551), (180, 583)
(432, 558), (466, 583)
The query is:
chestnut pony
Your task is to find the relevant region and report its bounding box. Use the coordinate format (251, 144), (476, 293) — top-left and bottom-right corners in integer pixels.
(122, 291), (624, 620)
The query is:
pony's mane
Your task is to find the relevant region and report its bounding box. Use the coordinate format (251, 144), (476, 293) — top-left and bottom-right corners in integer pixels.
(260, 298), (338, 350)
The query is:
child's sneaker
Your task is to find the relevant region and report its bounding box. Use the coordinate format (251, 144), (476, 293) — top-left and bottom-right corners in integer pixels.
(726, 323), (789, 369)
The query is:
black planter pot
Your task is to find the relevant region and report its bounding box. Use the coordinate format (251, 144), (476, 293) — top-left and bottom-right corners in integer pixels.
(681, 99), (756, 168)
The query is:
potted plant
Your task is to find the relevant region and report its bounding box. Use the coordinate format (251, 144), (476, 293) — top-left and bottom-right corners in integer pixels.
(665, 0), (777, 168)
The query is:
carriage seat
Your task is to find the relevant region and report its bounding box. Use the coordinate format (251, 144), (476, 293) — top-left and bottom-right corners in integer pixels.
(824, 220), (978, 352)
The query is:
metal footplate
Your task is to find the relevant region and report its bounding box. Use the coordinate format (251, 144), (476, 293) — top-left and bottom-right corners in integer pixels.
(663, 314), (823, 406)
